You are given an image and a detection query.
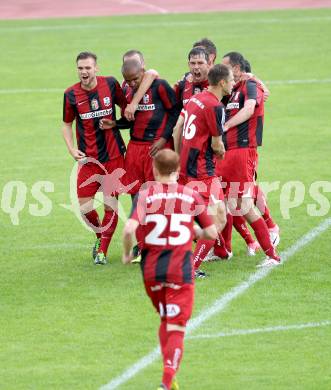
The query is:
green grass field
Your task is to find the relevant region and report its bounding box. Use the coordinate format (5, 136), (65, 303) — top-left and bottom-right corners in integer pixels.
(1, 7), (331, 390)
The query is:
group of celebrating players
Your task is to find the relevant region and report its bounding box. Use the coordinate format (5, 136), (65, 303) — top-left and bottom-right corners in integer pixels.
(62, 38), (281, 390)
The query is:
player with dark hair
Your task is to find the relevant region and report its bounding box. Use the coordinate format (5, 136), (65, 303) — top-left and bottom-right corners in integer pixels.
(121, 49), (159, 121)
(179, 63), (235, 276)
(173, 47), (261, 259)
(122, 149), (219, 390)
(173, 47), (210, 153)
(120, 59), (179, 190)
(192, 37), (217, 66)
(220, 52), (280, 266)
(62, 51), (127, 265)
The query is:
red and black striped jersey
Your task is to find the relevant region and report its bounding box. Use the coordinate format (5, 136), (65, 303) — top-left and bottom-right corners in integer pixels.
(63, 76), (127, 162)
(130, 182), (213, 283)
(223, 78), (264, 150)
(123, 79), (179, 142)
(174, 77), (209, 110)
(179, 90), (225, 179)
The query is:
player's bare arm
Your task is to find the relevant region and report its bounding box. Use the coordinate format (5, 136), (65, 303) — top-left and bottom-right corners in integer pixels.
(99, 118), (116, 130)
(62, 121), (86, 161)
(223, 99), (256, 131)
(173, 115), (184, 153)
(122, 218), (139, 264)
(193, 223), (218, 241)
(124, 69), (159, 121)
(211, 135), (225, 159)
(149, 137), (167, 157)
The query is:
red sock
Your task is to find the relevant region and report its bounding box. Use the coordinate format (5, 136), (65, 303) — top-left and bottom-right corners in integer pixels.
(99, 210), (118, 255)
(162, 330), (184, 390)
(254, 185), (276, 229)
(214, 232), (228, 258)
(221, 213), (233, 252)
(83, 210), (101, 238)
(159, 321), (168, 360)
(193, 239), (215, 269)
(233, 215), (255, 245)
(250, 218), (278, 259)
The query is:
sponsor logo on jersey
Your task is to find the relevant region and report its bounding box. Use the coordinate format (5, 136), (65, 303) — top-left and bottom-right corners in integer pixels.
(79, 108), (113, 120)
(143, 93), (150, 104)
(137, 104), (155, 111)
(166, 304), (180, 318)
(226, 102), (240, 109)
(91, 98), (99, 110)
(103, 96), (111, 106)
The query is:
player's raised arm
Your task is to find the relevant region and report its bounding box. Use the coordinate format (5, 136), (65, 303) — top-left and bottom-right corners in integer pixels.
(124, 69), (159, 121)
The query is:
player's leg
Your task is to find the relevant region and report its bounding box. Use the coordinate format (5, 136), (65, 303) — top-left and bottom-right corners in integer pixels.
(159, 284), (194, 390)
(231, 196), (280, 265)
(94, 194), (119, 264)
(91, 157), (127, 264)
(124, 142), (147, 260)
(77, 162), (102, 259)
(233, 215), (261, 256)
(209, 199), (232, 260)
(255, 184), (280, 246)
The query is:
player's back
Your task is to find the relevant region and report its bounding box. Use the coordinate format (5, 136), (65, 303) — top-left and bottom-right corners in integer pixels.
(134, 182), (204, 283)
(180, 90), (222, 179)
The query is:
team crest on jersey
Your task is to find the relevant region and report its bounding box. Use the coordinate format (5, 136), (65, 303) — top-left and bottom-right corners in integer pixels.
(143, 93), (150, 104)
(103, 97), (110, 107)
(194, 87), (201, 95)
(91, 99), (99, 110)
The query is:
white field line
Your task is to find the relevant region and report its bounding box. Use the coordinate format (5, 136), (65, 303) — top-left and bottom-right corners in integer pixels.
(121, 0), (169, 14)
(99, 217), (331, 390)
(1, 16), (331, 32)
(1, 79), (331, 95)
(188, 320), (331, 340)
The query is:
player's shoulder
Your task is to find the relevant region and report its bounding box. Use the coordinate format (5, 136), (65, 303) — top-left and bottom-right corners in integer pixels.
(153, 78), (171, 88)
(97, 75), (120, 87)
(64, 81), (80, 94)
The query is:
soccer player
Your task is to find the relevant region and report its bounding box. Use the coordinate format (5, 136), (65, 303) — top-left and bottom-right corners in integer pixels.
(179, 63), (235, 276)
(62, 52), (127, 265)
(122, 149), (218, 390)
(220, 52), (280, 266)
(173, 47), (210, 153)
(174, 47), (261, 258)
(121, 59), (179, 192)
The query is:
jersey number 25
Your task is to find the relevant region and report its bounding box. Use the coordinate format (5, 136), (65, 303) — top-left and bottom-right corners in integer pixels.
(145, 214), (191, 246)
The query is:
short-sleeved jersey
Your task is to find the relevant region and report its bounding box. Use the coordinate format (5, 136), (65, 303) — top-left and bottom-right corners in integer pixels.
(123, 79), (179, 142)
(174, 77), (209, 111)
(63, 76), (127, 162)
(130, 182), (214, 283)
(179, 90), (225, 179)
(223, 78), (264, 151)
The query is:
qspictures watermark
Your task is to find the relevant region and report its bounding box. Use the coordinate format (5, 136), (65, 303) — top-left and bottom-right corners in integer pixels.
(1, 159), (330, 228)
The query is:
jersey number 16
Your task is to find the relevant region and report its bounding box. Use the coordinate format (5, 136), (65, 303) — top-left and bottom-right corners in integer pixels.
(182, 111), (197, 140)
